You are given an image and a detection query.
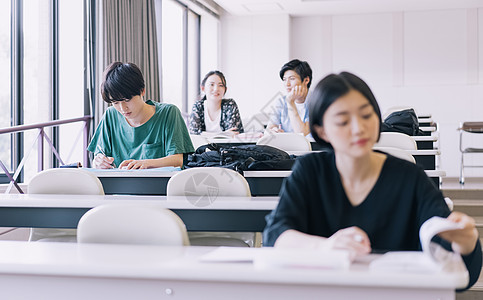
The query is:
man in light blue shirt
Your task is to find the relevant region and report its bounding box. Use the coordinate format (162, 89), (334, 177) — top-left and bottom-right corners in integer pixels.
(266, 59), (312, 136)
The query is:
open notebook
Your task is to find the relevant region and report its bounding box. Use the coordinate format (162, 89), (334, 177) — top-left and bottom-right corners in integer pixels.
(370, 216), (468, 274)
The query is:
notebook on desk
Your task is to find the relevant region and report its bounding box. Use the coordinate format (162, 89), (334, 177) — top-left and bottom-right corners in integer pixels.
(199, 247), (352, 270)
(84, 166), (181, 174)
(370, 217), (468, 275)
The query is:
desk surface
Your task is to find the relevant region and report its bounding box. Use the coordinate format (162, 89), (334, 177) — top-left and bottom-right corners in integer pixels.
(412, 135), (438, 142)
(0, 194), (278, 210)
(420, 126), (437, 132)
(0, 194), (277, 231)
(0, 241), (465, 300)
(90, 167), (444, 196)
(287, 149), (440, 156)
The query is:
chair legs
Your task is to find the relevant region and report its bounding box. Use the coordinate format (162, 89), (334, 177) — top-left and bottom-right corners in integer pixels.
(460, 152), (465, 185)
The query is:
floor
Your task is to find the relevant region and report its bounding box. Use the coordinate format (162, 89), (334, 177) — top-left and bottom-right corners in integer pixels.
(441, 177), (483, 190)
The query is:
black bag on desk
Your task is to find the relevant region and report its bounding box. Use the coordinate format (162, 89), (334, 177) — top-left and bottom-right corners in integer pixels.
(186, 143), (296, 173)
(381, 108), (425, 136)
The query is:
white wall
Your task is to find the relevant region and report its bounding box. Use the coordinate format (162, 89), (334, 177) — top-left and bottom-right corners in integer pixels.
(220, 8), (483, 178)
(220, 14), (290, 131)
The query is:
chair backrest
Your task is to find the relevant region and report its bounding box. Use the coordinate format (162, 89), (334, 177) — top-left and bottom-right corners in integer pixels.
(167, 167), (251, 197)
(374, 132), (417, 150)
(373, 146), (415, 164)
(28, 168), (104, 195)
(189, 134), (209, 150)
(256, 133), (312, 152)
(77, 204), (189, 245)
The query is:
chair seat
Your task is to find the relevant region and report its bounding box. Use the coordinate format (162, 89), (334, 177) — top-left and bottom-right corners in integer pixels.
(460, 122), (483, 133)
(463, 147), (483, 153)
(188, 232), (254, 247)
(459, 122), (483, 184)
(190, 237), (250, 247)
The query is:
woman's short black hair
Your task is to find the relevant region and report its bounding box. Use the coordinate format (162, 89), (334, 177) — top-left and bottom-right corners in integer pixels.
(308, 72), (382, 148)
(279, 59), (313, 89)
(101, 62), (145, 103)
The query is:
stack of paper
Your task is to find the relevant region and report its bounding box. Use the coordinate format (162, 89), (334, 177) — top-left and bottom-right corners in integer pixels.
(199, 247), (351, 270)
(370, 216), (468, 274)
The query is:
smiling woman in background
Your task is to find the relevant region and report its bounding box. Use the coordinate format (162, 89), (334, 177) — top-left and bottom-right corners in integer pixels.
(189, 70), (244, 136)
(263, 71), (481, 290)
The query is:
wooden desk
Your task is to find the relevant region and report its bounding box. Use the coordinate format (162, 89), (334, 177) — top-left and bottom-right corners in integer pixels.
(420, 126), (437, 136)
(408, 149), (440, 170)
(0, 242), (466, 300)
(91, 168), (291, 196)
(244, 169), (445, 192)
(289, 149), (440, 170)
(91, 168), (178, 195)
(91, 166), (444, 196)
(412, 135), (438, 150)
(0, 194), (277, 231)
(418, 117), (433, 127)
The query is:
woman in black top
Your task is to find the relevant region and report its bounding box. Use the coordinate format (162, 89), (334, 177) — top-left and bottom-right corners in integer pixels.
(263, 72), (481, 290)
(189, 70), (243, 135)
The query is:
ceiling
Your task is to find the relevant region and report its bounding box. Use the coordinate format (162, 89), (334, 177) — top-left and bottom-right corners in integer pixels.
(212, 0), (483, 16)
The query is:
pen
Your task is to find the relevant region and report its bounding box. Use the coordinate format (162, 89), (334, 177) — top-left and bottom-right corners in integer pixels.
(96, 145), (116, 168)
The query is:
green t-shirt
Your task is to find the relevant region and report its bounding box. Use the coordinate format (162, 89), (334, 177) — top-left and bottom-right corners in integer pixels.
(87, 100), (194, 167)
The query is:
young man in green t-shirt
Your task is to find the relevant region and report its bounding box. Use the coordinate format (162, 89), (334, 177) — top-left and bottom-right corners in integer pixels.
(88, 62), (194, 169)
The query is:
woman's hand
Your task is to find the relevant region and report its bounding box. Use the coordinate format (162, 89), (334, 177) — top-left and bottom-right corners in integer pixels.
(119, 159), (151, 170)
(93, 153), (116, 169)
(224, 127), (240, 137)
(438, 212), (479, 255)
(327, 226), (372, 258)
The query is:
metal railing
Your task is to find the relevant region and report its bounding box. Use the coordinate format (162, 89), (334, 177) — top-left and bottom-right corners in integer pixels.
(0, 115), (93, 194)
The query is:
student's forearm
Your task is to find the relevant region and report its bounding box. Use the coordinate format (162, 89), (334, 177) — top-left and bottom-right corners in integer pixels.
(275, 229), (328, 249)
(287, 106), (310, 135)
(151, 153), (183, 168)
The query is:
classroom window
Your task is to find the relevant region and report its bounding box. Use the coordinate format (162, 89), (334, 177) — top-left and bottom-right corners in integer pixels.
(0, 0), (11, 177)
(58, 0), (84, 167)
(187, 9), (200, 114)
(2, 0), (87, 183)
(161, 0), (184, 110)
(160, 0), (214, 117)
(23, 0), (52, 180)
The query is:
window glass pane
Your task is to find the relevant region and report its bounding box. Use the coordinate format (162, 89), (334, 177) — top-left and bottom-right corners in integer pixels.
(23, 0), (51, 181)
(59, 0), (84, 165)
(187, 10), (199, 114)
(0, 1), (11, 171)
(162, 0), (184, 110)
(200, 14), (218, 77)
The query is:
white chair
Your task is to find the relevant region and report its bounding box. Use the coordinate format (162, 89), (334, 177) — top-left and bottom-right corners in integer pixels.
(374, 132), (417, 150)
(373, 146), (416, 164)
(189, 134), (209, 150)
(28, 168), (105, 242)
(444, 197), (454, 211)
(257, 132), (312, 152)
(77, 204), (189, 246)
(167, 167), (255, 247)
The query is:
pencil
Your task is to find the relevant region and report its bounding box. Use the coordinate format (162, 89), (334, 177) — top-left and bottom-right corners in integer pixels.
(96, 145), (116, 168)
